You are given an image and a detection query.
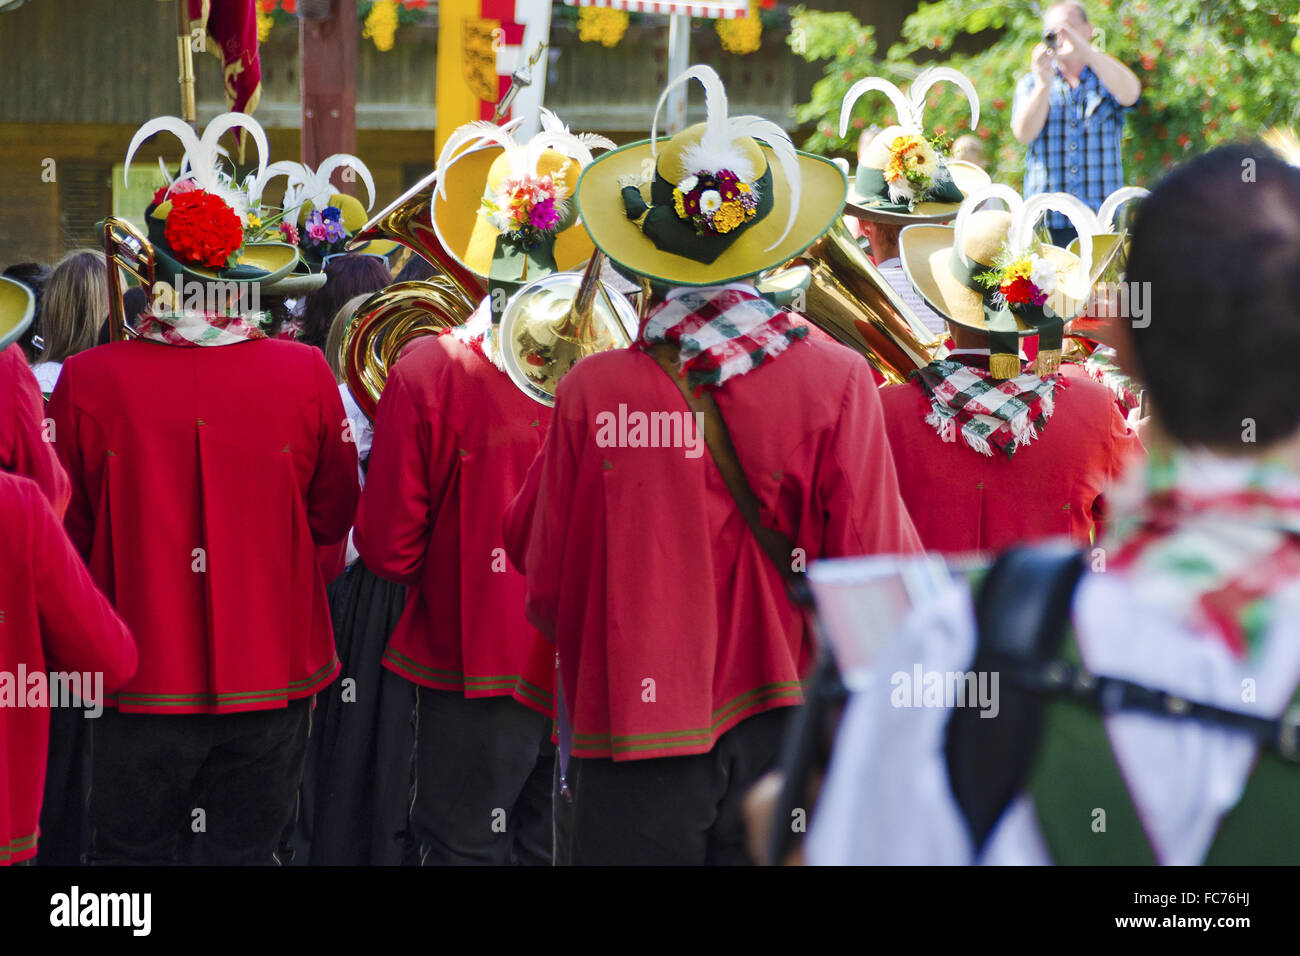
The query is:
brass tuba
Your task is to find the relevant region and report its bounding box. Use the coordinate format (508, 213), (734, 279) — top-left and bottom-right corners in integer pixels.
(342, 170), (484, 420)
(497, 250), (640, 406)
(796, 217), (946, 384)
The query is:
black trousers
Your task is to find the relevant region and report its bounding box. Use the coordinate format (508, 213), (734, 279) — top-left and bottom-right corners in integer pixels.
(88, 698), (311, 865)
(410, 688), (554, 866)
(555, 707), (792, 866)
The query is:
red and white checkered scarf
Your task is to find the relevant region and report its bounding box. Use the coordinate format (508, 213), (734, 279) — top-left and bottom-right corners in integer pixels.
(640, 284), (808, 394)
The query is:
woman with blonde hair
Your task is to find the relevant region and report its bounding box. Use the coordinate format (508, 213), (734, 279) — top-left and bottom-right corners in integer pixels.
(30, 249), (109, 395)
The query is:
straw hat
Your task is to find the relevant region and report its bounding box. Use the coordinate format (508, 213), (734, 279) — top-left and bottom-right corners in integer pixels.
(899, 185), (1099, 378)
(839, 67), (991, 224)
(430, 109), (615, 307)
(0, 275), (34, 350)
(576, 65), (846, 286)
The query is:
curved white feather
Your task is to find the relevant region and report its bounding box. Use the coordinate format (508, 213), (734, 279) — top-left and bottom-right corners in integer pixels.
(1013, 194), (1098, 297)
(124, 116), (202, 189)
(908, 66), (980, 133)
(434, 119), (524, 199)
(315, 154), (377, 211)
(726, 116), (801, 251)
(651, 65), (728, 160)
(197, 112), (269, 195)
(953, 184), (1025, 267)
(839, 77), (916, 139)
(1097, 186), (1149, 232)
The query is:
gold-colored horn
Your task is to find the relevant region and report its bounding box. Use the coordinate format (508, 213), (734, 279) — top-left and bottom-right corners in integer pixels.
(343, 278), (477, 422)
(102, 216), (157, 342)
(797, 218), (945, 384)
(498, 250), (640, 407)
(349, 168), (486, 304)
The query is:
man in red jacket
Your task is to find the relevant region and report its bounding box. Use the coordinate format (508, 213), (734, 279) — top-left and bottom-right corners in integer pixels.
(888, 185), (1142, 553)
(354, 112), (613, 865)
(48, 293), (358, 864)
(510, 66), (921, 865)
(0, 473), (137, 866)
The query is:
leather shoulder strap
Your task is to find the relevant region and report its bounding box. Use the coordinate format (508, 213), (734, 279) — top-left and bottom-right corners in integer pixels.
(945, 543), (1086, 855)
(645, 344), (809, 604)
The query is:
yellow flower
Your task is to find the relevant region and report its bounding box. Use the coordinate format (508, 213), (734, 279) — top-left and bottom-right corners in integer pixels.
(247, 214), (263, 231)
(363, 0), (399, 53)
(578, 8), (629, 47)
(712, 201), (746, 234)
(673, 189), (687, 219)
(717, 8), (762, 56)
(256, 11), (273, 44)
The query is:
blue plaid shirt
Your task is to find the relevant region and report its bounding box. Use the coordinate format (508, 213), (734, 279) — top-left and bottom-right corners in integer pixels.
(1014, 66), (1132, 230)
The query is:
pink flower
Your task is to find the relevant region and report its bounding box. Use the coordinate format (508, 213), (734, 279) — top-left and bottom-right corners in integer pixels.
(279, 221), (300, 245)
(307, 221), (328, 242)
(529, 198), (560, 231)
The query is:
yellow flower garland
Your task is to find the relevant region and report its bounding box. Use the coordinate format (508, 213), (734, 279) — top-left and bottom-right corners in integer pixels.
(256, 11), (274, 44)
(363, 0), (399, 53)
(717, 8), (762, 56)
(578, 8), (630, 48)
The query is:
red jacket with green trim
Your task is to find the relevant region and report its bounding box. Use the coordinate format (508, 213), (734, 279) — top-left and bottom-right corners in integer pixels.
(354, 332), (553, 699)
(1, 344), (69, 516)
(516, 326), (923, 761)
(47, 338), (358, 715)
(0, 474), (137, 865)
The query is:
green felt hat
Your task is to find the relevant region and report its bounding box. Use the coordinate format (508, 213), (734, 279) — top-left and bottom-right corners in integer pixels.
(839, 67), (989, 224)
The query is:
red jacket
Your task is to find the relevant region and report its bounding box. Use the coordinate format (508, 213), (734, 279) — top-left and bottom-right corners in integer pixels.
(354, 333), (553, 698)
(878, 362), (1143, 554)
(1, 344), (69, 515)
(48, 338), (358, 714)
(0, 474), (137, 865)
(502, 453), (557, 718)
(516, 326), (922, 761)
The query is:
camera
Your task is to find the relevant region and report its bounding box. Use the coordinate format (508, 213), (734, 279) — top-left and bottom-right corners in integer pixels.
(1043, 30), (1059, 50)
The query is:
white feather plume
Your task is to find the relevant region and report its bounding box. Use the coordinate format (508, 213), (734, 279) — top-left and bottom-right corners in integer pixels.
(125, 112), (269, 224)
(1013, 194), (1099, 299)
(953, 184), (1024, 268)
(908, 66), (980, 133)
(650, 65), (803, 251)
(839, 77), (915, 138)
(1097, 186), (1149, 232)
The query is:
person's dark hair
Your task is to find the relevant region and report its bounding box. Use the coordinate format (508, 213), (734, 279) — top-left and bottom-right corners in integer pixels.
(1124, 143), (1300, 449)
(259, 294), (298, 338)
(299, 254), (392, 350)
(4, 262), (50, 362)
(393, 253), (437, 284)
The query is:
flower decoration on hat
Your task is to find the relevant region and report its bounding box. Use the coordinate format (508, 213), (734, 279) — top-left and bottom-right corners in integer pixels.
(672, 169), (759, 236)
(125, 112), (274, 272)
(839, 67), (980, 214)
(951, 185), (1098, 378)
(260, 153), (378, 261)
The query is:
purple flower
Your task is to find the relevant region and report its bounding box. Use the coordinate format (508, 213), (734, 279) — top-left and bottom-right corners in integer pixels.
(324, 219), (347, 242)
(529, 198), (561, 232)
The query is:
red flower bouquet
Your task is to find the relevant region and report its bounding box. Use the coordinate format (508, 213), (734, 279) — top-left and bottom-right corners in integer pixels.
(164, 190), (244, 269)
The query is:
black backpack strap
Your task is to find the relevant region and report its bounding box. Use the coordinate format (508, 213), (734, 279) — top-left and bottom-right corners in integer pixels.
(944, 542), (1086, 855)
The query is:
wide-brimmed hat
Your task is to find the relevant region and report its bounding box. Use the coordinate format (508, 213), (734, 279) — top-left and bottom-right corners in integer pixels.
(576, 65), (847, 287)
(899, 185), (1098, 378)
(125, 113), (300, 288)
(431, 109), (615, 306)
(0, 275), (34, 350)
(839, 67), (991, 224)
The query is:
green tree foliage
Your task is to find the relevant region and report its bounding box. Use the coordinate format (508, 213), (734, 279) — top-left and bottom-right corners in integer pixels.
(789, 0), (1300, 188)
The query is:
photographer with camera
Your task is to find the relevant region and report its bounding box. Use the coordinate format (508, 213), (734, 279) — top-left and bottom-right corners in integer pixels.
(1010, 1), (1140, 245)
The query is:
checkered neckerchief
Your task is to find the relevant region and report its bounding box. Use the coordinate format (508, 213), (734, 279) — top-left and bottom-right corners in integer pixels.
(136, 309), (268, 346)
(911, 354), (1065, 459)
(641, 285), (808, 394)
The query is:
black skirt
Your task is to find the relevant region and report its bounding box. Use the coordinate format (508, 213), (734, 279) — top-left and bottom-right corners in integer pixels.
(289, 559), (415, 865)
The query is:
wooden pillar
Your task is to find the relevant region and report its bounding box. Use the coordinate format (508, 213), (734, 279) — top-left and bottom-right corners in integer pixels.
(300, 0), (358, 191)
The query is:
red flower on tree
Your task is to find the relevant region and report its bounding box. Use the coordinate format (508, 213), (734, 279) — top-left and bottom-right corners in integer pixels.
(164, 190), (244, 270)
